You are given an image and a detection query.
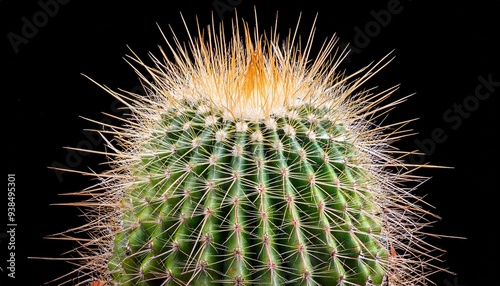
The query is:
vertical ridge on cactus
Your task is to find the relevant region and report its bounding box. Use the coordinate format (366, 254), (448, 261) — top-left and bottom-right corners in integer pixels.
(46, 10), (448, 286)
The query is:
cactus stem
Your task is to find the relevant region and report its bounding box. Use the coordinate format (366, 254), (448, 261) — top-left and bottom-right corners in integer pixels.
(40, 10), (454, 286)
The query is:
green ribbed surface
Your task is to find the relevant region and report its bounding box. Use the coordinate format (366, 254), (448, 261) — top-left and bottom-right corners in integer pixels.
(108, 103), (388, 285)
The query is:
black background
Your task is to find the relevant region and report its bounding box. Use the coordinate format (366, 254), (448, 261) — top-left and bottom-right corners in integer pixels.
(2, 0), (499, 285)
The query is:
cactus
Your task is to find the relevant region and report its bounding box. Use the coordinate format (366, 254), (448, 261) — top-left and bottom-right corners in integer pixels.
(48, 12), (447, 286)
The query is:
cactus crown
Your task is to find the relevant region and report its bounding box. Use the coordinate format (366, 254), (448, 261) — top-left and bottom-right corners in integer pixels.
(47, 11), (447, 286)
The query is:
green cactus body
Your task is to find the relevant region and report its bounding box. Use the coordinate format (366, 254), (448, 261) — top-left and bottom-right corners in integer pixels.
(48, 12), (446, 286)
(108, 103), (387, 285)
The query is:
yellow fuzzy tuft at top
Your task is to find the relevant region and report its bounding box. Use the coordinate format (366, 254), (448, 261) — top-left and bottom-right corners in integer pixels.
(122, 12), (380, 123)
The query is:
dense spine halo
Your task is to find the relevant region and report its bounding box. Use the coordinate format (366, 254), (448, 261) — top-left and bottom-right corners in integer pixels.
(47, 11), (447, 286)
